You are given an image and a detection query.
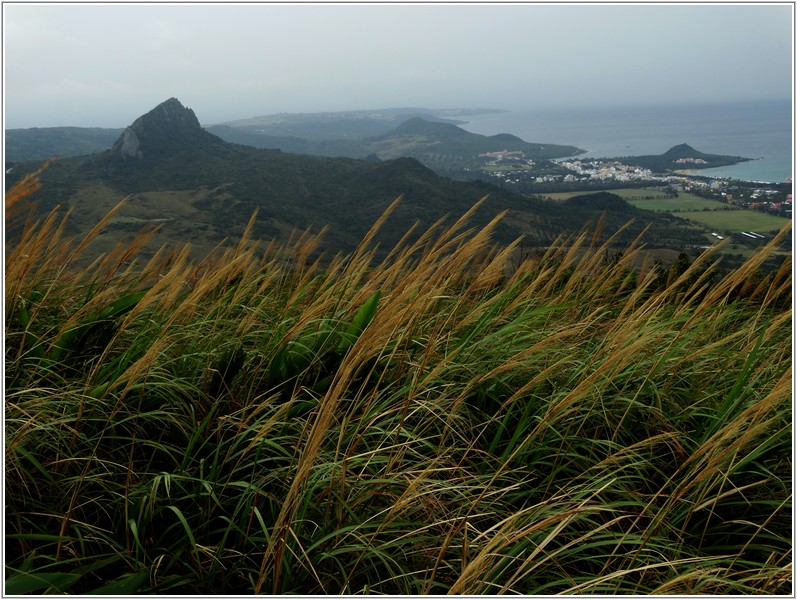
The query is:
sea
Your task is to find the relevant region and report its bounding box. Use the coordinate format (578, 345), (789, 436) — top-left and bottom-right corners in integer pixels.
(458, 99), (793, 184)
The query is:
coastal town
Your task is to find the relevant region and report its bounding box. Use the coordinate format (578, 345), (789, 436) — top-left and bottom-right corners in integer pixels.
(473, 150), (792, 218)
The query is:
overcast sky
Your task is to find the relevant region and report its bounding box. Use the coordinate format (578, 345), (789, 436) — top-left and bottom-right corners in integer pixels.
(3, 3), (793, 128)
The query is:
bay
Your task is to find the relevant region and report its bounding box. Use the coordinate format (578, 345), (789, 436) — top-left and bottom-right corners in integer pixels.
(458, 99), (793, 183)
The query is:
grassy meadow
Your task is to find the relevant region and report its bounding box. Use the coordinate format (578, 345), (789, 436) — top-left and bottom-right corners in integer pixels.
(623, 194), (731, 213)
(5, 170), (793, 594)
(677, 209), (790, 234)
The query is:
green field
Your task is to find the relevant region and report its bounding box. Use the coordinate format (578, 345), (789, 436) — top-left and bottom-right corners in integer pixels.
(625, 193), (727, 212)
(543, 188), (790, 235)
(678, 209), (790, 233)
(616, 190), (791, 235)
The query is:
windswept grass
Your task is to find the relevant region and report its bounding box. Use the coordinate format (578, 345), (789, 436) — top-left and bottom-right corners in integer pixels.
(5, 172), (792, 594)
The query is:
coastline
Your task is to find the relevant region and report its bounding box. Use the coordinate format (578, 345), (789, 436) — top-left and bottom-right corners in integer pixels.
(459, 100), (792, 184)
(676, 157), (792, 184)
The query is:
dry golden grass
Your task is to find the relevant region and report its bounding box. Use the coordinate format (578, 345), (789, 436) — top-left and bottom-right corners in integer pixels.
(5, 170), (792, 595)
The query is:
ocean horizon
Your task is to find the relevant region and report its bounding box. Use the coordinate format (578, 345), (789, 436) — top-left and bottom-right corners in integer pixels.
(459, 99), (793, 184)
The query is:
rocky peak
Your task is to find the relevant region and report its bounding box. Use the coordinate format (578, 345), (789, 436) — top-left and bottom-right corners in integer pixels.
(144, 97), (201, 127)
(111, 98), (213, 160)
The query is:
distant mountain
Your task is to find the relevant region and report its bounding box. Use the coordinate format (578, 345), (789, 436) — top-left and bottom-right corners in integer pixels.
(3, 107), (491, 163)
(387, 117), (469, 137)
(6, 106), (562, 172)
(366, 118), (582, 163)
(213, 107), (503, 140)
(207, 115), (583, 170)
(7, 98), (707, 263)
(5, 126), (123, 162)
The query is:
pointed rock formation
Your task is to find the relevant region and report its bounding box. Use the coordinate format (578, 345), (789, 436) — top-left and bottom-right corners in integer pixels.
(111, 98), (222, 160)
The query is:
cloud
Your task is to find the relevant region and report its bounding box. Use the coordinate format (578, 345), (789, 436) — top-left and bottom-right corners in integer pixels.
(3, 3), (792, 128)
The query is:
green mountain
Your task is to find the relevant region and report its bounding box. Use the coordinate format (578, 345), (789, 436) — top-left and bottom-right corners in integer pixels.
(6, 98), (706, 263)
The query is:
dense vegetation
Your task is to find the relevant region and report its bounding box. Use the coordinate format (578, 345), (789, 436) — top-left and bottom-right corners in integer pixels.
(5, 171), (791, 594)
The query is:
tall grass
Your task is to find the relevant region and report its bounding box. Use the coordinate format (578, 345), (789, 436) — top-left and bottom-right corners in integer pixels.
(5, 173), (792, 594)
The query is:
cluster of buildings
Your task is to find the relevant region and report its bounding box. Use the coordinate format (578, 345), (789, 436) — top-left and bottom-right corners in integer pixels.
(556, 159), (656, 183)
(747, 190), (792, 214)
(475, 153), (792, 217)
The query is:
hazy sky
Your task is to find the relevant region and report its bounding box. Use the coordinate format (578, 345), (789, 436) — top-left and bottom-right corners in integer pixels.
(3, 2), (793, 128)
